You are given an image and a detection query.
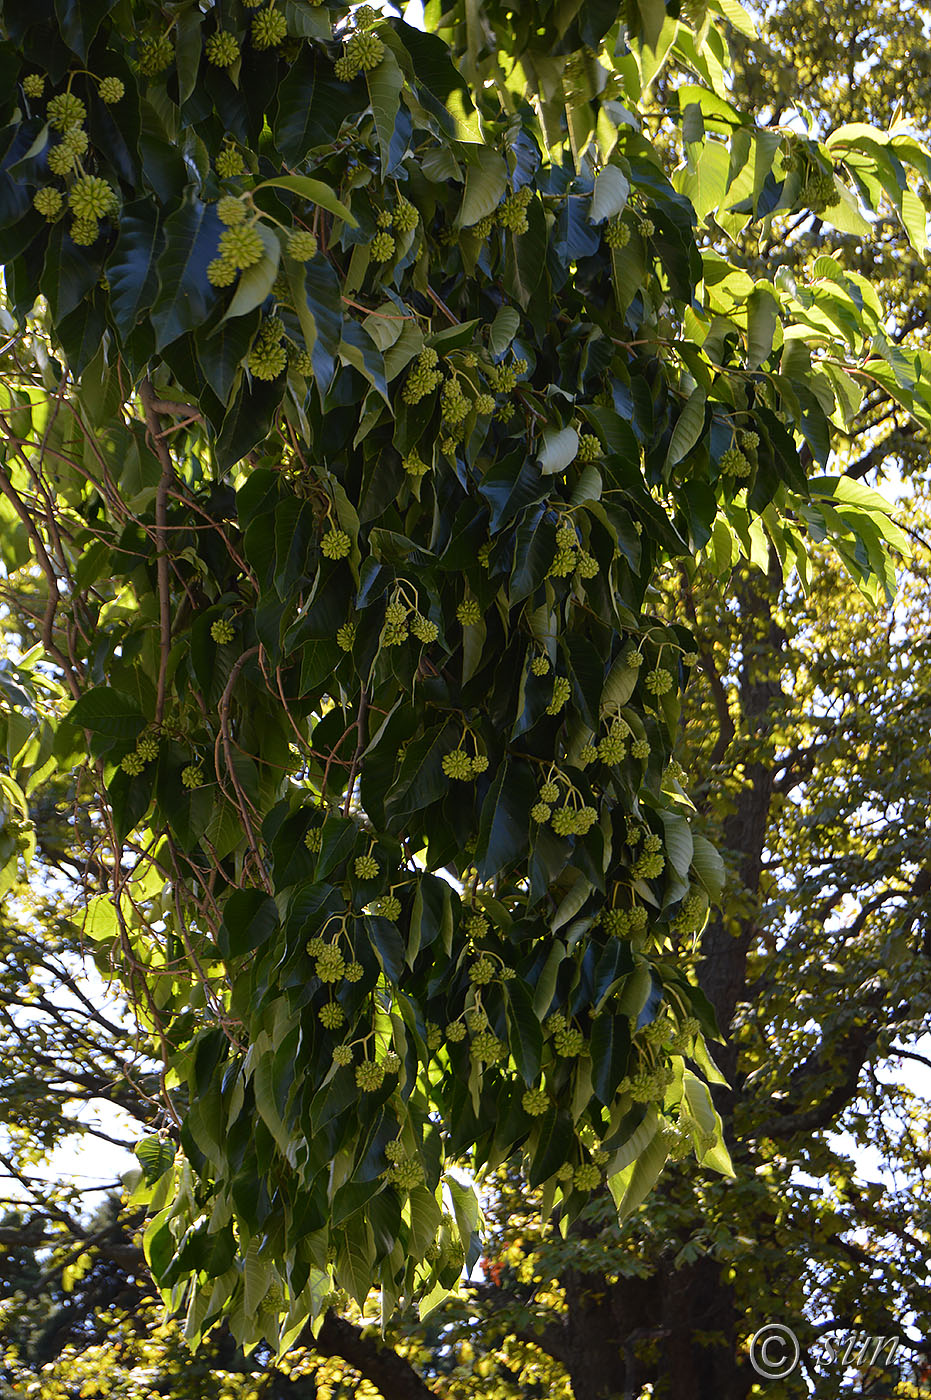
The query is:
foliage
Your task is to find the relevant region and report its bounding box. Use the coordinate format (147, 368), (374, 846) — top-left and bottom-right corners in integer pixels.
(0, 0), (930, 1371)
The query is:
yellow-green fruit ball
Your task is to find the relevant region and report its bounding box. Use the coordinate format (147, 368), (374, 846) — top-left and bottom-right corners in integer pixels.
(287, 229), (318, 261)
(346, 31), (385, 70)
(137, 35), (174, 75)
(546, 676), (571, 714)
(445, 1020), (466, 1042)
(47, 145), (75, 176)
(370, 230), (395, 262)
(70, 217), (100, 246)
(630, 737), (650, 759)
(332, 1044), (353, 1066)
(442, 750), (474, 781)
(252, 8), (288, 49)
(289, 347), (314, 375)
(469, 957), (495, 985)
(181, 765), (203, 789)
(216, 148), (245, 178)
(645, 668), (673, 696)
(98, 76), (125, 103)
(217, 195), (246, 227)
(210, 618), (235, 644)
(206, 31), (240, 67)
(34, 187), (63, 220)
(573, 1162), (601, 1191)
(304, 828), (322, 852)
(456, 599), (481, 626)
(531, 655), (550, 676)
(471, 754), (489, 774)
(69, 176), (117, 221)
(530, 801), (551, 823)
(47, 93), (86, 131)
(354, 854), (380, 879)
(344, 961), (364, 982)
(22, 74), (45, 98)
(248, 340), (287, 379)
(522, 1087), (549, 1116)
(410, 614), (438, 644)
(207, 257), (238, 287)
(321, 528), (351, 560)
(120, 752), (144, 776)
(605, 217), (630, 248)
(355, 1060), (385, 1092)
(319, 1002), (344, 1029)
(218, 224), (263, 270)
(553, 1025), (584, 1057)
(136, 736), (159, 762)
(60, 127), (89, 158)
(336, 621), (356, 651)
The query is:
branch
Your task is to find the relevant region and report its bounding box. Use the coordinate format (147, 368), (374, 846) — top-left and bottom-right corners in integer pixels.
(138, 378), (175, 725)
(311, 1312), (441, 1400)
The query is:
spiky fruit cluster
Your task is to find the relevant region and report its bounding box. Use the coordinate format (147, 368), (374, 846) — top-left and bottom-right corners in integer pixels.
(216, 147), (245, 178)
(345, 961), (364, 982)
(319, 1002), (344, 1029)
(206, 31), (240, 66)
(645, 668), (673, 696)
(315, 944), (346, 982)
(217, 196), (246, 228)
(456, 598), (481, 626)
(251, 8), (288, 49)
(69, 177), (117, 221)
(577, 744), (598, 767)
(605, 217), (630, 249)
(34, 188), (63, 220)
(385, 1153), (424, 1190)
(553, 1025), (584, 1057)
(336, 621), (356, 652)
(287, 229), (317, 261)
(638, 217), (655, 237)
(442, 749), (475, 781)
(806, 170), (838, 212)
(425, 1022), (442, 1051)
(531, 654), (550, 676)
(248, 319), (287, 380)
(48, 93), (86, 130)
(550, 805), (597, 836)
(573, 1162), (601, 1191)
(630, 737), (650, 760)
(181, 765), (203, 789)
(98, 77), (124, 103)
(498, 185), (533, 233)
(441, 377), (470, 425)
(137, 35), (174, 75)
(347, 31), (385, 70)
(469, 956), (495, 985)
(394, 195), (418, 234)
(402, 450), (430, 477)
(289, 348), (314, 375)
(410, 613), (438, 644)
(673, 891), (707, 935)
(354, 4), (379, 26)
(719, 446), (751, 477)
(486, 357), (526, 391)
(210, 618), (235, 644)
(739, 430), (759, 451)
(304, 828), (322, 851)
(598, 721), (627, 765)
(576, 433), (602, 463)
(370, 230), (395, 261)
(402, 347), (442, 404)
(136, 736), (160, 762)
(371, 894), (401, 920)
(332, 1044), (353, 1067)
(355, 1060), (386, 1092)
(546, 676), (571, 715)
(471, 1030), (505, 1063)
(445, 1020), (466, 1042)
(354, 854), (380, 879)
(22, 74), (45, 98)
(120, 753), (144, 776)
(522, 1087), (549, 1116)
(530, 802), (551, 823)
(630, 834), (665, 880)
(321, 528), (351, 560)
(628, 1064), (675, 1103)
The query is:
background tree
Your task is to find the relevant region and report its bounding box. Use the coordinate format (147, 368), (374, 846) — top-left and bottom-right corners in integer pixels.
(5, 2), (929, 1400)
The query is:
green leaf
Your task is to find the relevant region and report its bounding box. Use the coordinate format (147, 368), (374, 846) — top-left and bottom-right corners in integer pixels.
(676, 138), (730, 222)
(68, 687), (145, 741)
(691, 834), (725, 899)
(528, 1105), (573, 1187)
(475, 759), (537, 880)
(106, 201), (163, 337)
(366, 49), (405, 177)
(746, 287), (778, 369)
(608, 1127), (668, 1218)
(54, 0), (117, 58)
(538, 426), (579, 475)
(507, 980), (544, 1083)
(150, 194), (223, 351)
(222, 223), (280, 321)
(135, 1134), (176, 1186)
(458, 146), (507, 228)
(254, 176), (356, 227)
(665, 387), (706, 468)
(488, 305), (521, 357)
(590, 165), (630, 223)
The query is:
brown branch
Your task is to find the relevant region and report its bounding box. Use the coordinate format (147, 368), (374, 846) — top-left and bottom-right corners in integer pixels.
(139, 378), (175, 724)
(311, 1312), (442, 1400)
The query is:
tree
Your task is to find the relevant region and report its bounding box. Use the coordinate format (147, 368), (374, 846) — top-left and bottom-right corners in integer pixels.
(1, 0), (930, 1387)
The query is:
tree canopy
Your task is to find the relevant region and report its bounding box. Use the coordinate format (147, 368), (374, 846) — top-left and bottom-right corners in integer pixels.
(1, 0), (930, 1383)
